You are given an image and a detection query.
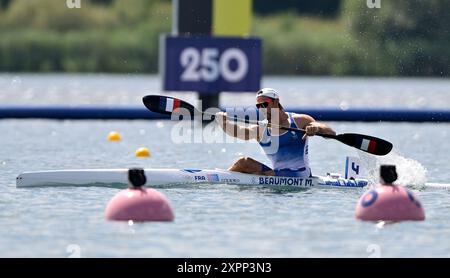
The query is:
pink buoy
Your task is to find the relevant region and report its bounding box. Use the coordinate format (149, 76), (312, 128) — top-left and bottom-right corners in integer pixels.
(105, 169), (174, 222)
(355, 165), (425, 221)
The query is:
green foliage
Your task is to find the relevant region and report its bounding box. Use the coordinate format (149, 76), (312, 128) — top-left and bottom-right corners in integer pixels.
(0, 0), (119, 31)
(253, 15), (395, 76)
(0, 0), (171, 72)
(343, 0), (450, 76)
(0, 0), (448, 76)
(0, 0), (11, 9)
(344, 0), (450, 41)
(0, 31), (63, 71)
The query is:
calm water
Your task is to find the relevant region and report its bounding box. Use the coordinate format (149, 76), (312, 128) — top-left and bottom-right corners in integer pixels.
(0, 74), (449, 257)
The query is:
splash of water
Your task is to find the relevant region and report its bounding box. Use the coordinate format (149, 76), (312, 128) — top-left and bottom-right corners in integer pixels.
(357, 151), (427, 187)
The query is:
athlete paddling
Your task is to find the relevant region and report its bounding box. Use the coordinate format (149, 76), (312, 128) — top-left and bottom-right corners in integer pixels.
(215, 88), (336, 177)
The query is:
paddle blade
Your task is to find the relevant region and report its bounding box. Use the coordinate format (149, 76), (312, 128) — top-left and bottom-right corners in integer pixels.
(336, 133), (393, 156)
(142, 95), (197, 115)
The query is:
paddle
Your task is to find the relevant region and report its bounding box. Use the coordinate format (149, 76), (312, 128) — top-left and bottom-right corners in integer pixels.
(143, 95), (393, 156)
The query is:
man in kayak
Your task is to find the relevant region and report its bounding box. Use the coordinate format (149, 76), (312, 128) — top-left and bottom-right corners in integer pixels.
(215, 88), (336, 177)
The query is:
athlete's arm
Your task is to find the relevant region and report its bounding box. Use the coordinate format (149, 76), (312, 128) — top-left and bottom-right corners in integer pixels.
(215, 112), (263, 141)
(292, 114), (336, 139)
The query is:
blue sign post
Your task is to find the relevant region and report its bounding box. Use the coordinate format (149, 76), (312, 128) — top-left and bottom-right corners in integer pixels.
(161, 35), (261, 93)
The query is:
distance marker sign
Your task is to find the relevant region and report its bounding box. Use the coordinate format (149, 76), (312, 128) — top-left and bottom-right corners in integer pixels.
(161, 35), (261, 93)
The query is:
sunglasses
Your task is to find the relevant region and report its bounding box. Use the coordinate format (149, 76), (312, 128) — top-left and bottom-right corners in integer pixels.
(256, 102), (270, 109)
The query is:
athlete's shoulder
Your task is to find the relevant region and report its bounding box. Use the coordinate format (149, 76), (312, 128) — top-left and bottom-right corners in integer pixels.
(291, 113), (315, 122)
(290, 113), (315, 121)
(289, 113), (315, 128)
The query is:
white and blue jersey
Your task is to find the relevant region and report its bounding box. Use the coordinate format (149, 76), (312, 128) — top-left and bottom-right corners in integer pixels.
(259, 112), (311, 177)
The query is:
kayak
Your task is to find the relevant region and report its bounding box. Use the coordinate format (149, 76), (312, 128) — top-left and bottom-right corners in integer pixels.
(16, 168), (369, 189)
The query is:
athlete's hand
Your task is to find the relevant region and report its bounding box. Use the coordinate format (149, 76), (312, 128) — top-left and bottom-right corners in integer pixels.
(302, 122), (321, 140)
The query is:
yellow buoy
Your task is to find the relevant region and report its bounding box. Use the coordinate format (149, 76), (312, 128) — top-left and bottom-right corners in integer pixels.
(135, 147), (151, 157)
(108, 131), (122, 141)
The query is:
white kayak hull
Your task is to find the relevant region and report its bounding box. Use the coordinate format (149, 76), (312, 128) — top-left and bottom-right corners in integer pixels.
(16, 168), (369, 189)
